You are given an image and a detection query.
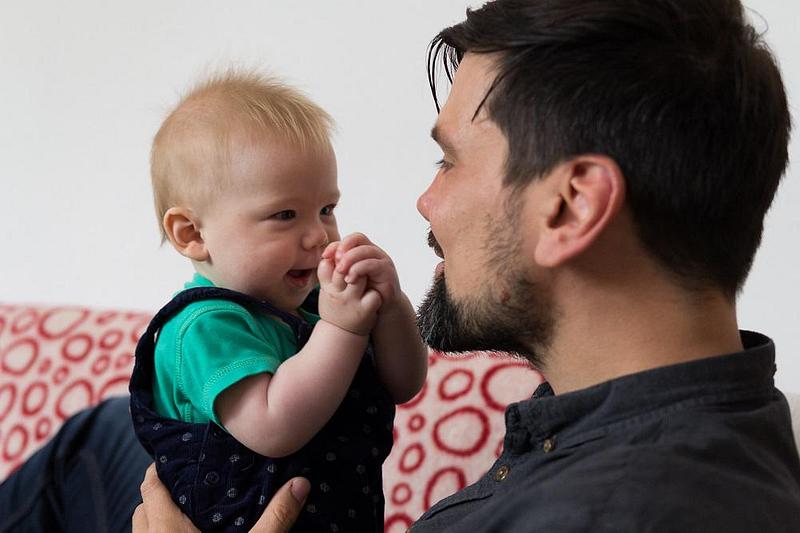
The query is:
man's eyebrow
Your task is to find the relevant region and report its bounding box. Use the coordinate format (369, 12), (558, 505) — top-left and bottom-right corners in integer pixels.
(431, 125), (457, 155)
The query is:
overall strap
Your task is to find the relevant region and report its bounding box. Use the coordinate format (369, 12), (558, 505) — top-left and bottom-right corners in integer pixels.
(130, 286), (316, 392)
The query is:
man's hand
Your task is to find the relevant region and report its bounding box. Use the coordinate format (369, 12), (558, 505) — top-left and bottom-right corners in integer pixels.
(132, 463), (310, 533)
(318, 241), (382, 335)
(324, 233), (401, 312)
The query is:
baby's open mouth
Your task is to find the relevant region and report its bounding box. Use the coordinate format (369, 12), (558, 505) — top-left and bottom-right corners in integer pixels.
(286, 269), (314, 287)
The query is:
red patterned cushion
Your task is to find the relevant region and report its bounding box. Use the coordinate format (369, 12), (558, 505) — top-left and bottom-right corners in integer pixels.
(385, 352), (542, 531)
(0, 304), (150, 477)
(0, 304), (543, 528)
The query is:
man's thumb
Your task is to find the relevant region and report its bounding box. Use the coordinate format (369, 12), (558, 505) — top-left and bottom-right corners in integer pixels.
(249, 477), (310, 533)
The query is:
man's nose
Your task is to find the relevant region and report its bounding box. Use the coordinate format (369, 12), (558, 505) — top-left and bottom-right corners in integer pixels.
(417, 186), (432, 221)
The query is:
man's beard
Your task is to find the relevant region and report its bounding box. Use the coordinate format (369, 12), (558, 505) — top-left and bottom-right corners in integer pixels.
(417, 210), (555, 369)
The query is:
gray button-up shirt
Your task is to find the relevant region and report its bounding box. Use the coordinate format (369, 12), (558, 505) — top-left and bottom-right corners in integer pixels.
(411, 331), (800, 532)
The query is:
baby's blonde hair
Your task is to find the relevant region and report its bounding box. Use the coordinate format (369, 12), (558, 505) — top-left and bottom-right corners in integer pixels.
(150, 68), (334, 241)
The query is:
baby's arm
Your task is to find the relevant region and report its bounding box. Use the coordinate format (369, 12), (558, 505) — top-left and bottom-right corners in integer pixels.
(216, 260), (380, 458)
(330, 233), (428, 404)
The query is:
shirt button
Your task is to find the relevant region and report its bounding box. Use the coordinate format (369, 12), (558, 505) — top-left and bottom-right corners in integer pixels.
(543, 438), (555, 453)
(204, 471), (220, 486)
(494, 465), (510, 481)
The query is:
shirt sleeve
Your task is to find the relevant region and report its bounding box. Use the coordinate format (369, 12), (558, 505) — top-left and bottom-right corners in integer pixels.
(175, 305), (285, 426)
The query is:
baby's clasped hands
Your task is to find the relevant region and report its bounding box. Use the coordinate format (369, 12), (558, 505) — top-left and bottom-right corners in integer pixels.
(317, 237), (381, 336)
(326, 233), (401, 311)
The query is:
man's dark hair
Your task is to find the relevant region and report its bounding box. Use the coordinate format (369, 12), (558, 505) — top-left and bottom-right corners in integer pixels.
(428, 0), (790, 297)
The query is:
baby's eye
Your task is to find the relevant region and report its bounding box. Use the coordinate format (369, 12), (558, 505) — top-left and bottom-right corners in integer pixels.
(320, 204), (336, 216)
(272, 210), (296, 220)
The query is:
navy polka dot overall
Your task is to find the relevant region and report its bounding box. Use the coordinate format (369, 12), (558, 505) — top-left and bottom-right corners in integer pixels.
(129, 286), (395, 532)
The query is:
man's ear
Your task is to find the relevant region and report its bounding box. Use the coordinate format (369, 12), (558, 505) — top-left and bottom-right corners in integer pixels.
(162, 207), (209, 262)
(534, 155), (625, 268)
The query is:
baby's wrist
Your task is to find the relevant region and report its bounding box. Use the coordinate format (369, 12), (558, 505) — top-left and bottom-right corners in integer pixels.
(318, 317), (371, 338)
(376, 291), (408, 317)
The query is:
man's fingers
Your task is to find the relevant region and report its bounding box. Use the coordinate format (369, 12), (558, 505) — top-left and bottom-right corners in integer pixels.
(139, 463), (161, 497)
(131, 503), (149, 532)
(138, 462), (198, 532)
(249, 478), (310, 533)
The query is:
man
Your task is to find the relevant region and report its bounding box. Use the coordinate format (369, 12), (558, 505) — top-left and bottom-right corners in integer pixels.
(137, 0), (800, 530)
(409, 0), (800, 529)
(10, 0), (800, 531)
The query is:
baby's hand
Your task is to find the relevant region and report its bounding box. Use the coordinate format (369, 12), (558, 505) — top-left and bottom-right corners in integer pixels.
(317, 245), (381, 336)
(324, 233), (401, 312)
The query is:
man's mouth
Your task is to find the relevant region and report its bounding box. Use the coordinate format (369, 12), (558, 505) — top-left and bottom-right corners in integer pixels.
(427, 230), (444, 259)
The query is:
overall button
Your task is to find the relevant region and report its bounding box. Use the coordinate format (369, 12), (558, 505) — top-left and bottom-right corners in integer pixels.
(543, 437), (555, 453)
(494, 465), (510, 481)
(204, 471), (220, 486)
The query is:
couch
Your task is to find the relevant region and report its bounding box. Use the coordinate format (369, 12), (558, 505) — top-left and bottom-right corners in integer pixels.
(1, 303), (797, 532)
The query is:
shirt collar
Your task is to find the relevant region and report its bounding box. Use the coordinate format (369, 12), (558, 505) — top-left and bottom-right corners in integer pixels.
(185, 272), (215, 289)
(503, 330), (776, 454)
(182, 273), (320, 324)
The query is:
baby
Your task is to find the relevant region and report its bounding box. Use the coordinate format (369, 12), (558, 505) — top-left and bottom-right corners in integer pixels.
(128, 70), (428, 532)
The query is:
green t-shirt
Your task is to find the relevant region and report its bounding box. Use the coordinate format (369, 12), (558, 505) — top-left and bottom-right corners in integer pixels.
(152, 273), (320, 426)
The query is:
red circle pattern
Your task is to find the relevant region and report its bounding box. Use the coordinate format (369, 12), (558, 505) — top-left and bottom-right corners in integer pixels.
(432, 406), (490, 457)
(35, 417), (52, 441)
(408, 414), (425, 432)
(0, 305), (545, 529)
(0, 383), (16, 422)
(0, 305), (139, 480)
(11, 310), (38, 335)
(92, 354), (111, 375)
(391, 482), (413, 505)
(385, 351), (543, 526)
(62, 334), (93, 362)
(1, 338), (39, 375)
(22, 381), (48, 416)
(399, 443), (426, 474)
(424, 467), (467, 511)
(438, 369), (474, 401)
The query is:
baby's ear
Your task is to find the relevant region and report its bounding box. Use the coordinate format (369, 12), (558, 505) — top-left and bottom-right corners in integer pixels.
(162, 207), (209, 261)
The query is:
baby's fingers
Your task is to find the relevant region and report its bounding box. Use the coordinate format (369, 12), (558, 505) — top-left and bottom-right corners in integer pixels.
(336, 245), (386, 275)
(344, 258), (392, 284)
(317, 258), (335, 286)
(322, 241), (340, 260)
(342, 271), (367, 299)
(330, 264), (348, 292)
(335, 233), (372, 261)
(361, 289), (382, 315)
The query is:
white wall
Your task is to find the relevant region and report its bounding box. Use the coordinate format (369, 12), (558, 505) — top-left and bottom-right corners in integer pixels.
(1, 1), (797, 391)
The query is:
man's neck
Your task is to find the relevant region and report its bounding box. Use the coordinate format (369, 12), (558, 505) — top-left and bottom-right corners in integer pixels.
(541, 274), (743, 395)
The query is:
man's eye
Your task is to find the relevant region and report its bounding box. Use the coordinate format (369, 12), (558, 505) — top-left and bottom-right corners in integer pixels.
(435, 159), (453, 171)
(320, 204), (336, 216)
(272, 210), (296, 220)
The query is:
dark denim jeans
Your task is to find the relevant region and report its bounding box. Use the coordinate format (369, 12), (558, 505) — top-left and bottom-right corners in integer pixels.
(0, 396), (149, 533)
